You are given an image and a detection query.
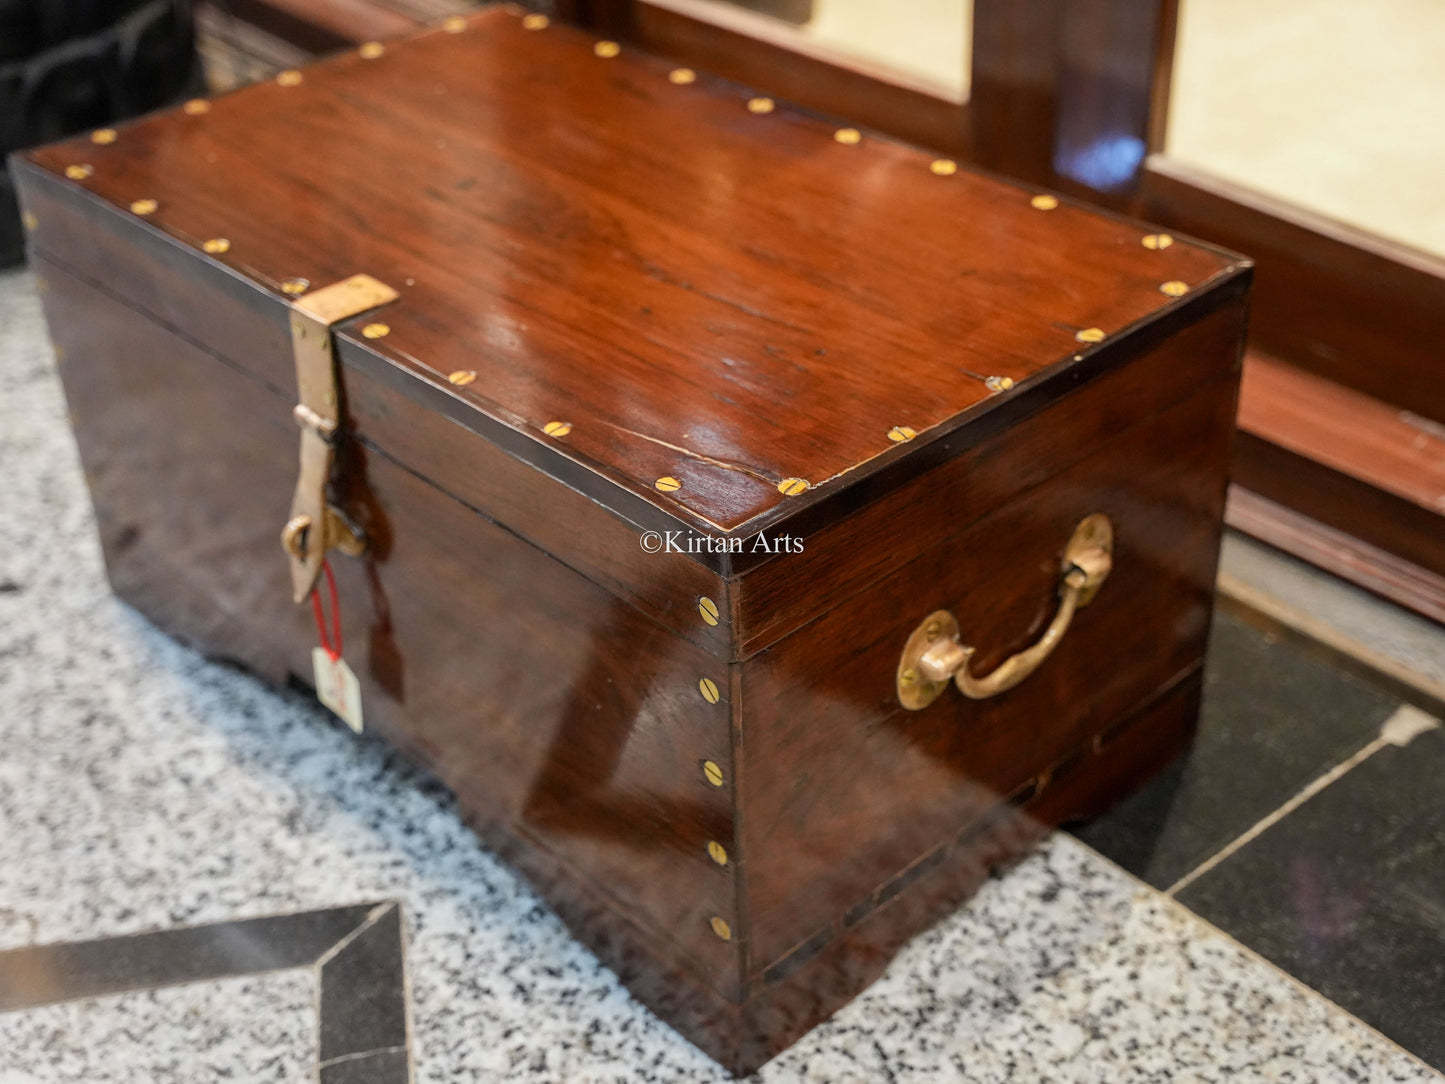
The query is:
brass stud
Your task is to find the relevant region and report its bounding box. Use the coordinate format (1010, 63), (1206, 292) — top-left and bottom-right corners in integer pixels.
(778, 477), (808, 496)
(930, 158), (957, 176)
(834, 127), (861, 145)
(443, 14), (467, 32)
(1142, 233), (1174, 250)
(91, 128), (117, 144)
(925, 621), (942, 639)
(655, 476), (682, 492)
(359, 41), (384, 59)
(669, 67), (696, 85)
(543, 420), (572, 437)
(900, 668), (918, 686)
(448, 369), (477, 385)
(985, 375), (1014, 391)
(362, 322), (391, 339)
(699, 677), (721, 704)
(1075, 327), (1105, 344)
(1030, 194), (1059, 211)
(183, 99), (210, 115)
(1160, 280), (1189, 297)
(702, 760), (725, 787)
(22, 212), (38, 231)
(594, 40), (620, 58)
(281, 278), (310, 296)
(521, 12), (549, 29)
(707, 841), (728, 866)
(202, 238), (230, 254)
(747, 97), (775, 114)
(129, 199), (158, 216)
(276, 70), (303, 86)
(710, 916), (732, 940)
(887, 426), (917, 443)
(64, 164), (93, 180)
(698, 596), (720, 626)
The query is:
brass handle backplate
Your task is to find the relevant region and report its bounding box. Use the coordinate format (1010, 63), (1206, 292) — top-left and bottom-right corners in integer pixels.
(896, 514), (1113, 710)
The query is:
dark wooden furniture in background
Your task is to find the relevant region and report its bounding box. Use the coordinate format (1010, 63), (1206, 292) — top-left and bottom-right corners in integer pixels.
(16, 9), (1249, 1071)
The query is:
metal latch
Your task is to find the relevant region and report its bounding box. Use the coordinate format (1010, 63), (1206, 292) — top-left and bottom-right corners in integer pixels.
(279, 274), (398, 603)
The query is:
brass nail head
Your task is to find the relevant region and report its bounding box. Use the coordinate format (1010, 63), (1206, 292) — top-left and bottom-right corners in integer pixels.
(129, 198), (158, 216)
(276, 70), (303, 86)
(925, 622), (941, 640)
(543, 420), (572, 437)
(1160, 280), (1189, 297)
(747, 97), (775, 114)
(448, 369), (477, 385)
(183, 99), (210, 115)
(900, 668), (918, 685)
(834, 127), (861, 145)
(594, 40), (620, 57)
(91, 128), (117, 144)
(655, 476), (682, 492)
(985, 375), (1014, 391)
(521, 12), (549, 29)
(64, 164), (94, 180)
(702, 760), (725, 787)
(930, 158), (957, 176)
(362, 322), (391, 339)
(1030, 194), (1059, 211)
(443, 14), (467, 32)
(699, 677), (721, 704)
(1075, 327), (1105, 344)
(1142, 233), (1174, 250)
(21, 212), (37, 231)
(202, 238), (230, 254)
(281, 278), (311, 296)
(710, 916), (732, 940)
(887, 426), (916, 443)
(707, 841), (728, 866)
(359, 41), (384, 59)
(778, 477), (808, 496)
(669, 67), (696, 85)
(698, 596), (720, 626)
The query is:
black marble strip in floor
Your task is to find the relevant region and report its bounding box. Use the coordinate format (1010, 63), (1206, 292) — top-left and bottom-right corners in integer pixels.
(0, 900), (413, 1082)
(1073, 611), (1400, 890)
(1178, 722), (1445, 1070)
(1075, 609), (1445, 1072)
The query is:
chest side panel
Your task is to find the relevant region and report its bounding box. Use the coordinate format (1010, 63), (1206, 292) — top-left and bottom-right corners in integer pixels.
(734, 300), (1244, 970)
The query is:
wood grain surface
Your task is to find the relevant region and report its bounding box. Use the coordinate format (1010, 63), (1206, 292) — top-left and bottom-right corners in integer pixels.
(21, 5), (1241, 535)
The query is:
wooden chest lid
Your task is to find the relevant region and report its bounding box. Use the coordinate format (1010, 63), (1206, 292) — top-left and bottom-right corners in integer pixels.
(23, 7), (1245, 535)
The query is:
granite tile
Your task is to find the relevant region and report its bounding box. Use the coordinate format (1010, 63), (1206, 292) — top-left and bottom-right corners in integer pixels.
(1178, 722), (1445, 1070)
(2, 263), (1441, 1081)
(0, 968), (315, 1083)
(1073, 611), (1400, 888)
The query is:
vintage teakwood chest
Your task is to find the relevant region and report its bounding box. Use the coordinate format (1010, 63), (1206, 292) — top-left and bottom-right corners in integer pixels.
(14, 7), (1250, 1074)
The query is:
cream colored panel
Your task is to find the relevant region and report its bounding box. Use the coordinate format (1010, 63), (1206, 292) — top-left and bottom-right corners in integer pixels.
(644, 0), (971, 103)
(1167, 0), (1445, 259)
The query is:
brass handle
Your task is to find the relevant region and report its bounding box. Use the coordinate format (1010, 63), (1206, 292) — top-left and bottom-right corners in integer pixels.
(897, 514), (1113, 710)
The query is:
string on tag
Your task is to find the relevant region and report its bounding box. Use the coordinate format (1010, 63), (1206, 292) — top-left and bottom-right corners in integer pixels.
(310, 557), (342, 661)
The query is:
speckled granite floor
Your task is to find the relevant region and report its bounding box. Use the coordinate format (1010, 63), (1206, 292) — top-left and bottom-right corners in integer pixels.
(1, 265), (1439, 1082)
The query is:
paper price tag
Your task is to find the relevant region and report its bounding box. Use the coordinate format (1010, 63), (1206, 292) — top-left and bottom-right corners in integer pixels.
(313, 648), (364, 734)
